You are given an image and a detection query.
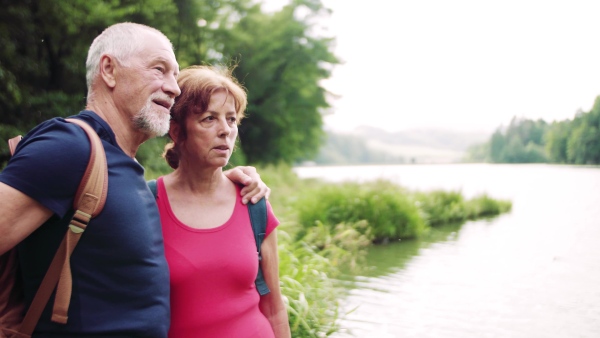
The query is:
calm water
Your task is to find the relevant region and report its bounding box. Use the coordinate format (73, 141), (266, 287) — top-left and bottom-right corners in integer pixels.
(293, 164), (600, 338)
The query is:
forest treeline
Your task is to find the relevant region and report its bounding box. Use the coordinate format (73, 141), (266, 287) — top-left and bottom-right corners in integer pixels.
(0, 0), (337, 167)
(466, 96), (600, 164)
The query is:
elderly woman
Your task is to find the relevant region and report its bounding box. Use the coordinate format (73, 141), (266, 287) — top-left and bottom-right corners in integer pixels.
(153, 66), (290, 337)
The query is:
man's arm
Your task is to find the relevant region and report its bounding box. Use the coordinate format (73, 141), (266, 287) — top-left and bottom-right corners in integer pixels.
(0, 182), (52, 255)
(224, 166), (271, 204)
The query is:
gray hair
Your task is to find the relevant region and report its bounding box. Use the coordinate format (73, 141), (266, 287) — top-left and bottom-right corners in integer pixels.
(85, 22), (173, 92)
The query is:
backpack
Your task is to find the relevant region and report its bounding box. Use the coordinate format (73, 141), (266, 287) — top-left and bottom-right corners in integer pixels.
(147, 179), (270, 296)
(0, 118), (108, 338)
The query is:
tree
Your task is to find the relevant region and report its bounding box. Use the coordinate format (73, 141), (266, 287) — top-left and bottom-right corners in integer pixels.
(545, 120), (570, 163)
(0, 0), (179, 166)
(213, 0), (338, 164)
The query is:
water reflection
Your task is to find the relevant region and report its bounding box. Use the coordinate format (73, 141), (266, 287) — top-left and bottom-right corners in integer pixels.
(358, 221), (464, 278)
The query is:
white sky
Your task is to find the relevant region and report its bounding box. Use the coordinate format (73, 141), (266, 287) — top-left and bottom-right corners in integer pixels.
(262, 0), (600, 133)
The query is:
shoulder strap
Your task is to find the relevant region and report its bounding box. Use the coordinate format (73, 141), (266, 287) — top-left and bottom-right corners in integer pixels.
(147, 179), (158, 198)
(14, 118), (108, 335)
(248, 198), (270, 296)
(8, 136), (22, 156)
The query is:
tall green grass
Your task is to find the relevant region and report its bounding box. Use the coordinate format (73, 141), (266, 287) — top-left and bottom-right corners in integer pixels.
(295, 181), (427, 242)
(415, 190), (512, 226)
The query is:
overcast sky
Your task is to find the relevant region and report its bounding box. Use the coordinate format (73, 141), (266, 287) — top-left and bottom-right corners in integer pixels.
(262, 0), (600, 133)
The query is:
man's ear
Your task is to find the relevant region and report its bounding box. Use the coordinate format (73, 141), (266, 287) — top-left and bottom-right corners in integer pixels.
(99, 55), (117, 88)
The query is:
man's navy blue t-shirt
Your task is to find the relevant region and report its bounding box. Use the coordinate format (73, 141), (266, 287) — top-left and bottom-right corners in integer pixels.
(0, 111), (170, 337)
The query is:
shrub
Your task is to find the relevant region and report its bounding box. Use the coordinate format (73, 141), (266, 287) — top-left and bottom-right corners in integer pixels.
(415, 190), (468, 226)
(295, 181), (427, 242)
(465, 193), (512, 218)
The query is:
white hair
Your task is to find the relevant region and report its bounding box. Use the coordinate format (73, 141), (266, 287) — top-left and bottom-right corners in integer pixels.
(85, 22), (173, 92)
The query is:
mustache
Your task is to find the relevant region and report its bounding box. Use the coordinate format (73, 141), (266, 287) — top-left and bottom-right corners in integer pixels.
(150, 93), (174, 110)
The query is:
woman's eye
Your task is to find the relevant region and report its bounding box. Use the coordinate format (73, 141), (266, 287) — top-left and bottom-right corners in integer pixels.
(154, 67), (165, 72)
(228, 117), (237, 124)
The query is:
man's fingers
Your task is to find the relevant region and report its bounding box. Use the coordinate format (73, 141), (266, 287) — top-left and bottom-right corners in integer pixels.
(241, 184), (271, 204)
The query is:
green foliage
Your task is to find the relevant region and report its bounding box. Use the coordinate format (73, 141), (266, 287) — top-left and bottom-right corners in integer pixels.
(213, 1), (338, 164)
(290, 174), (512, 245)
(137, 136), (172, 180)
(278, 220), (373, 337)
(415, 190), (467, 226)
(300, 220), (373, 270)
(564, 99), (600, 164)
(277, 230), (341, 337)
(465, 193), (512, 218)
(545, 120), (570, 163)
(484, 117), (550, 163)
(469, 97), (600, 164)
(295, 181), (427, 242)
(415, 190), (512, 226)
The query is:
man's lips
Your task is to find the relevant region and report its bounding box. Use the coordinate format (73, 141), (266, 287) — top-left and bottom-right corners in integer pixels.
(153, 99), (173, 110)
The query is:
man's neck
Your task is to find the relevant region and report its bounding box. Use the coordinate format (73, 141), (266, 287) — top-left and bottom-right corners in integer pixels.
(85, 101), (149, 158)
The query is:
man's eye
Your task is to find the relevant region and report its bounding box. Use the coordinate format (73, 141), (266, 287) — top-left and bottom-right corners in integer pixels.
(154, 67), (165, 72)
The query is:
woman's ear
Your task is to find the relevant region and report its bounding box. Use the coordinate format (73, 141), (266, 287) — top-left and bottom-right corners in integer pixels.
(169, 119), (180, 142)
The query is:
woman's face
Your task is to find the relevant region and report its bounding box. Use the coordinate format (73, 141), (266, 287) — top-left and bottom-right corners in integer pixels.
(181, 90), (238, 168)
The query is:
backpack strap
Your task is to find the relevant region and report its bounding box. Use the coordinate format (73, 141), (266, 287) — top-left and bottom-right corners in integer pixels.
(146, 179), (270, 295)
(14, 118), (108, 335)
(8, 136), (22, 156)
(248, 198), (270, 296)
(147, 179), (158, 198)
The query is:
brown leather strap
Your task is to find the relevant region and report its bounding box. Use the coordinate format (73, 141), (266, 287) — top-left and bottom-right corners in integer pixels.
(15, 118), (108, 334)
(64, 118), (108, 219)
(50, 231), (81, 324)
(8, 136), (22, 156)
(50, 119), (108, 324)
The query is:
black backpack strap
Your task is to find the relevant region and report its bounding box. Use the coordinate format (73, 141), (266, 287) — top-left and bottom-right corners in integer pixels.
(248, 198), (270, 296)
(147, 179), (158, 198)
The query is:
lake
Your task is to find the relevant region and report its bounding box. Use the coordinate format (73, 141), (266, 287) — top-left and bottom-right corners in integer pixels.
(293, 164), (600, 338)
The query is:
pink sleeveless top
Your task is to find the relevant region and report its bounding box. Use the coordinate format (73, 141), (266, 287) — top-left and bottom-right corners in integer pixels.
(156, 177), (279, 338)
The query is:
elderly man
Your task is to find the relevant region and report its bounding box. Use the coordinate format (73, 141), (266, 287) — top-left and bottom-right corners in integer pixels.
(0, 23), (268, 337)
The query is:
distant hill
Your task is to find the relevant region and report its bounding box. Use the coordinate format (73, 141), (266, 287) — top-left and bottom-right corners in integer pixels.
(312, 127), (490, 165)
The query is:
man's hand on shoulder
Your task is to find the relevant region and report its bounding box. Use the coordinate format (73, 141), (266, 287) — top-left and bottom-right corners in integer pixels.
(224, 166), (271, 204)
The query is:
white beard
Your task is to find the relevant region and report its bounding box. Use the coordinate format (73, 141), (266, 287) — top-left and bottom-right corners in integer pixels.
(133, 93), (172, 137)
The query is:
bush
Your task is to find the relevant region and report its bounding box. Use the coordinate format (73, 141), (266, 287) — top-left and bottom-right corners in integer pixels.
(295, 181), (427, 242)
(465, 193), (512, 218)
(415, 190), (469, 226)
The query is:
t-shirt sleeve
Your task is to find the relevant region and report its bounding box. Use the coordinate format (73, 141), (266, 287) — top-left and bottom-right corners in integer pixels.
(265, 199), (280, 237)
(0, 119), (90, 218)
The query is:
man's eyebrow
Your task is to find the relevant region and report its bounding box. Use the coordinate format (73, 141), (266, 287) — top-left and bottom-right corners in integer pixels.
(153, 56), (178, 68)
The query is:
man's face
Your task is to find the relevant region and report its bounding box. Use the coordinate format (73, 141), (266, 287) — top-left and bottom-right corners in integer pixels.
(114, 32), (180, 137)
